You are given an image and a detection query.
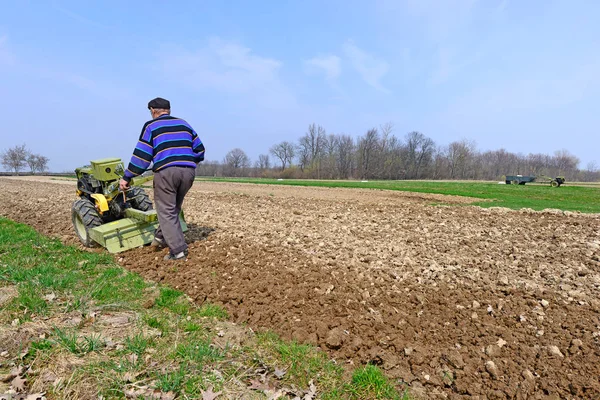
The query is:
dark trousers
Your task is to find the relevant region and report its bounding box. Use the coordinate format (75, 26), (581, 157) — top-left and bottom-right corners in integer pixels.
(153, 166), (195, 254)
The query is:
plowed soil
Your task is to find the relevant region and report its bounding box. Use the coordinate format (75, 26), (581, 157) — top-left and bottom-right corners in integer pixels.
(1, 177), (600, 399)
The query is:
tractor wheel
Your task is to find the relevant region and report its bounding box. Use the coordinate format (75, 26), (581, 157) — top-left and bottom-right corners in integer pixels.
(129, 187), (153, 211)
(72, 197), (102, 247)
(551, 180), (559, 187)
(511, 180), (519, 185)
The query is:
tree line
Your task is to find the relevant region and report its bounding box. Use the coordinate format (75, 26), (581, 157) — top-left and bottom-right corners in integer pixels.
(197, 123), (599, 182)
(2, 127), (596, 182)
(1, 144), (50, 174)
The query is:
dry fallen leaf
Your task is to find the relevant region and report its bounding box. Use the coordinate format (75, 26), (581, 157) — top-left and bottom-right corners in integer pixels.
(1, 365), (25, 383)
(161, 391), (176, 400)
(25, 393), (47, 400)
(274, 367), (287, 379)
(40, 371), (57, 383)
(106, 314), (131, 327)
(249, 378), (271, 391)
(303, 379), (317, 400)
(147, 389), (164, 400)
(12, 375), (27, 392)
(19, 347), (30, 359)
(124, 388), (146, 398)
(44, 293), (56, 302)
(123, 372), (136, 383)
(266, 389), (286, 400)
(201, 386), (222, 400)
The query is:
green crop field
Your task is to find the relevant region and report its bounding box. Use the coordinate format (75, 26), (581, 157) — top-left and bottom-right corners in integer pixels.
(197, 178), (600, 213)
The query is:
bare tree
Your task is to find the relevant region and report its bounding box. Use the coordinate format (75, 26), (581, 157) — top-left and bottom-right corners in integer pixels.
(26, 153), (37, 173)
(1, 144), (29, 174)
(385, 135), (404, 179)
(405, 131), (435, 179)
(36, 155), (49, 173)
(196, 160), (222, 177)
(223, 148), (250, 177)
(337, 134), (355, 179)
(255, 154), (271, 170)
(298, 123), (327, 177)
(357, 128), (379, 179)
(296, 143), (310, 172)
(583, 161), (599, 182)
(445, 139), (477, 179)
(524, 153), (549, 176)
(553, 149), (580, 175)
(322, 134), (339, 179)
(26, 153), (49, 174)
(270, 141), (295, 171)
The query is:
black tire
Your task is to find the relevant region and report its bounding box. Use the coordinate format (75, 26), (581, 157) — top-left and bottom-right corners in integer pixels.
(128, 187), (153, 211)
(72, 197), (102, 247)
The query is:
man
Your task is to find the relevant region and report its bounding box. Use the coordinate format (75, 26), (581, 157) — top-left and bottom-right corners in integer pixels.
(119, 97), (205, 260)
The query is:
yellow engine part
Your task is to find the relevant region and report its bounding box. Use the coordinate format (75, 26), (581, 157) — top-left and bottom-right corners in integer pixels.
(91, 194), (109, 214)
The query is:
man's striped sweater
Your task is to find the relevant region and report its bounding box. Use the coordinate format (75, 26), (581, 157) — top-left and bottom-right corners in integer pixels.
(123, 114), (205, 183)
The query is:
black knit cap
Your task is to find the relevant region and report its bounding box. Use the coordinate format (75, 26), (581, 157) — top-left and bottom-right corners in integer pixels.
(147, 97), (171, 110)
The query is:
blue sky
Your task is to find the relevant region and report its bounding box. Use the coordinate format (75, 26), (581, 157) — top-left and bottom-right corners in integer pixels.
(0, 0), (598, 172)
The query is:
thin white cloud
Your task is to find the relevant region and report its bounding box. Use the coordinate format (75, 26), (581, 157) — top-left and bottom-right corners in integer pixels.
(162, 38), (282, 93)
(304, 55), (341, 82)
(342, 41), (390, 93)
(158, 37), (297, 109)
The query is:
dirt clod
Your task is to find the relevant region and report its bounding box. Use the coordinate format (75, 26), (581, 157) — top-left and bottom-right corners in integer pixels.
(548, 345), (564, 358)
(522, 369), (535, 381)
(325, 328), (344, 350)
(485, 345), (500, 357)
(485, 361), (500, 379)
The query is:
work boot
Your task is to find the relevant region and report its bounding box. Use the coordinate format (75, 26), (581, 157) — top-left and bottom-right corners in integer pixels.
(151, 237), (166, 249)
(164, 249), (188, 261)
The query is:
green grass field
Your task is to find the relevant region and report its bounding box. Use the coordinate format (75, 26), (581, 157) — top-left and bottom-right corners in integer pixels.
(197, 177), (600, 213)
(0, 217), (408, 399)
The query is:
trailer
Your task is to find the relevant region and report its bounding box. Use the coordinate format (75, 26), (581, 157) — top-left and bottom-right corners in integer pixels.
(505, 175), (565, 187)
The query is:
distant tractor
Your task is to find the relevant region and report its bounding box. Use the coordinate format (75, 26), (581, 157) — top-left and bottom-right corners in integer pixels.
(504, 174), (565, 187)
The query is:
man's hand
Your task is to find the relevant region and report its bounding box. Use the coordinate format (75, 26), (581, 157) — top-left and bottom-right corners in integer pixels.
(119, 178), (130, 191)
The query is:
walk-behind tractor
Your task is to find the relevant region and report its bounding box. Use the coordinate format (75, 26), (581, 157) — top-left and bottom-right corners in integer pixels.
(71, 158), (187, 253)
